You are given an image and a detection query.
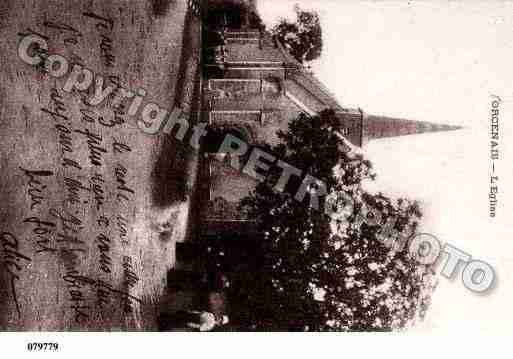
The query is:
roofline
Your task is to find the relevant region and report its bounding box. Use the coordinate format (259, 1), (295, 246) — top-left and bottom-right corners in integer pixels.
(273, 36), (343, 110)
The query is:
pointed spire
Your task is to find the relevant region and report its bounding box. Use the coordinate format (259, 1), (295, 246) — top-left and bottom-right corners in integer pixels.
(336, 109), (463, 148)
(363, 114), (463, 142)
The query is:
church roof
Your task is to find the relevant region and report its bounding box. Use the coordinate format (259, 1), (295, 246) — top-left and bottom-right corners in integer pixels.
(273, 37), (344, 111)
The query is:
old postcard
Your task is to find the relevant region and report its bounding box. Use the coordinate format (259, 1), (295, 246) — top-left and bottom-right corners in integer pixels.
(0, 0), (511, 355)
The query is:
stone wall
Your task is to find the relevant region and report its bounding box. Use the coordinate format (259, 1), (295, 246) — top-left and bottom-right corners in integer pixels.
(224, 40), (284, 62)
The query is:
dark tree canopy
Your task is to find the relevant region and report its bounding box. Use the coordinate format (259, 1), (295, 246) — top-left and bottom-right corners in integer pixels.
(272, 5), (323, 64)
(236, 110), (437, 331)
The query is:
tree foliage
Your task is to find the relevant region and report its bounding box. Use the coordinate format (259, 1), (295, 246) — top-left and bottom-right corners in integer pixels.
(238, 109), (437, 331)
(272, 5), (323, 64)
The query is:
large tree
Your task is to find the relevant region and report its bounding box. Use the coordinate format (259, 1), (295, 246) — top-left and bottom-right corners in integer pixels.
(237, 109), (437, 331)
(272, 5), (323, 64)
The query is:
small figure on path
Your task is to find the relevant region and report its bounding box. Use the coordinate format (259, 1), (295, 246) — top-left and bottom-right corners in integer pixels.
(170, 310), (228, 331)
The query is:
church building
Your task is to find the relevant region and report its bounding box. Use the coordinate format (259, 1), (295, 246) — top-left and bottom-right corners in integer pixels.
(176, 0), (460, 271)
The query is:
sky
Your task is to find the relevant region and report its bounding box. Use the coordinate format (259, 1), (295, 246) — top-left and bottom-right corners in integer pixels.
(257, 0), (513, 332)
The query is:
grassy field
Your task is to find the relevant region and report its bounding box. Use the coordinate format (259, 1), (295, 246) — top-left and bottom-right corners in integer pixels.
(0, 0), (201, 330)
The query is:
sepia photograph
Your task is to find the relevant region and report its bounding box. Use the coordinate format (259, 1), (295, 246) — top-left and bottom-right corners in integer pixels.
(0, 0), (512, 356)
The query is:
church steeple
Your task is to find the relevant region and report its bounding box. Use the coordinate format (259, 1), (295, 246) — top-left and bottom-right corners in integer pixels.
(336, 108), (463, 148)
(362, 114), (463, 144)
